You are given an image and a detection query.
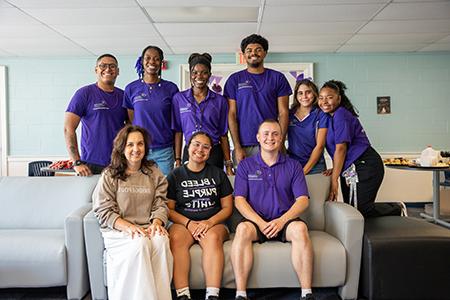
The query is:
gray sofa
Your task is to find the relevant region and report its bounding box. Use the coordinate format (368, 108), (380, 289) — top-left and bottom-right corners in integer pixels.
(0, 176), (99, 300)
(84, 173), (364, 300)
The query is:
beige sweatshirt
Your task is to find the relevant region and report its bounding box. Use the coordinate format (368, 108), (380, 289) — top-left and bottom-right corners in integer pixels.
(92, 165), (169, 231)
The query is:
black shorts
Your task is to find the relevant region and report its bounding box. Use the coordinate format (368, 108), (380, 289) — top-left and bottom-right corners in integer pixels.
(242, 217), (306, 244)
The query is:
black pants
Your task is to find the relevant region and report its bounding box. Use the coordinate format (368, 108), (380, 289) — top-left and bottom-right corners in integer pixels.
(340, 147), (400, 218)
(182, 143), (224, 170)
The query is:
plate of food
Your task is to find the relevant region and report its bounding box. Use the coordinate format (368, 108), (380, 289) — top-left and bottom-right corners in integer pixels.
(383, 157), (414, 167)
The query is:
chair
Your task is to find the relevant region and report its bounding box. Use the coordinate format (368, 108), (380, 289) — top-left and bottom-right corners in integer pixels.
(28, 160), (54, 177)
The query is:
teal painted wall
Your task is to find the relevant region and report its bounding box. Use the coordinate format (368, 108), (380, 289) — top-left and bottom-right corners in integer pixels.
(1, 52), (449, 156)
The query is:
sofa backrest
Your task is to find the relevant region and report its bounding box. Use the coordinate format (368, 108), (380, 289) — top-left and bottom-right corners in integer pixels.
(227, 173), (330, 232)
(0, 176), (99, 229)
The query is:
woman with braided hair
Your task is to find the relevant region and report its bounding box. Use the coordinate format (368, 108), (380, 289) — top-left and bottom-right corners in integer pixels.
(123, 45), (179, 175)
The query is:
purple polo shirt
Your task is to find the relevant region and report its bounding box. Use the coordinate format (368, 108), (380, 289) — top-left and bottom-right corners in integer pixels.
(325, 106), (370, 171)
(287, 108), (329, 167)
(234, 152), (309, 221)
(66, 83), (127, 167)
(172, 88), (228, 145)
(123, 79), (179, 149)
(224, 68), (292, 146)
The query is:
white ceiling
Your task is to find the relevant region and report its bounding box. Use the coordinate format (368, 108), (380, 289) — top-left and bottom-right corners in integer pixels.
(1, 0), (450, 57)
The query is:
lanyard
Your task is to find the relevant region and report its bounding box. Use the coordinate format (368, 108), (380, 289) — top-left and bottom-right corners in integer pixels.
(342, 163), (359, 208)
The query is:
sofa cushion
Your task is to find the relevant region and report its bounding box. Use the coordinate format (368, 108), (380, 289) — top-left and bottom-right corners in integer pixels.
(0, 229), (67, 287)
(186, 231), (346, 289)
(0, 176), (99, 229)
(301, 174), (330, 231)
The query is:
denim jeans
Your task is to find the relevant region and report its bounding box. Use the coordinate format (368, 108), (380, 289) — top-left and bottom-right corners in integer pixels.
(308, 157), (327, 174)
(148, 147), (174, 176)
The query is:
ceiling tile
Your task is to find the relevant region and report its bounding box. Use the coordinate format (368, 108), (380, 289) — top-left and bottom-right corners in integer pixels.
(22, 7), (148, 25)
(55, 24), (159, 39)
(375, 2), (450, 20)
(360, 20), (450, 34)
(0, 0), (12, 7)
(0, 24), (62, 38)
(265, 34), (353, 45)
(6, 0), (136, 8)
(263, 4), (384, 22)
(266, 0), (388, 4)
(0, 37), (92, 55)
(145, 6), (258, 23)
(436, 34), (450, 43)
(269, 44), (340, 52)
(0, 7), (40, 25)
(171, 45), (239, 54)
(260, 21), (363, 35)
(418, 43), (450, 52)
(156, 23), (257, 36)
(347, 33), (448, 44)
(164, 35), (242, 47)
(337, 43), (426, 52)
(139, 0), (260, 7)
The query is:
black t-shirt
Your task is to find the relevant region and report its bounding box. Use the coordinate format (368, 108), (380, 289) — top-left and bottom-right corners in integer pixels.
(167, 164), (233, 221)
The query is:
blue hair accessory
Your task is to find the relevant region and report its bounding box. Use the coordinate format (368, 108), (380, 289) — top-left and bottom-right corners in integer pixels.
(135, 56), (143, 78)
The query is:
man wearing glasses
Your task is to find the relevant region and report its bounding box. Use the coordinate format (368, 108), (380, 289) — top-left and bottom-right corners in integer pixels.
(64, 54), (127, 176)
(224, 34), (292, 166)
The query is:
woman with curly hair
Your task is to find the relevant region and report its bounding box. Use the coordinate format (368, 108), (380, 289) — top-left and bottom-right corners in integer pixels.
(93, 125), (173, 300)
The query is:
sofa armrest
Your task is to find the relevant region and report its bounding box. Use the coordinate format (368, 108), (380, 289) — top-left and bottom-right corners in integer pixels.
(324, 201), (364, 300)
(84, 209), (107, 300)
(65, 203), (91, 300)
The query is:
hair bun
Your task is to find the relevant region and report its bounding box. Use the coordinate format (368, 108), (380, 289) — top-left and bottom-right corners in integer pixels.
(201, 53), (212, 63)
(329, 80), (347, 91)
(188, 53), (201, 65)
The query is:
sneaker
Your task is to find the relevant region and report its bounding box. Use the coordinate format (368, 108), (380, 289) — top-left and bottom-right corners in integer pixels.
(207, 296), (219, 300)
(177, 296), (191, 300)
(301, 293), (315, 300)
(235, 296), (247, 300)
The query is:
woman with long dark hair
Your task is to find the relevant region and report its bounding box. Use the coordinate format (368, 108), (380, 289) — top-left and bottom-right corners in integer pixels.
(93, 125), (173, 300)
(172, 53), (233, 175)
(287, 79), (329, 174)
(319, 80), (397, 218)
(123, 46), (179, 175)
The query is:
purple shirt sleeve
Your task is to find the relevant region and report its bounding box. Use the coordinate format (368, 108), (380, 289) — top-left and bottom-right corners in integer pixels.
(318, 111), (329, 129)
(223, 74), (237, 100)
(219, 96), (229, 136)
(276, 73), (293, 98)
(66, 88), (88, 117)
(122, 85), (133, 110)
(291, 160), (309, 199)
(171, 93), (182, 132)
(333, 110), (353, 144)
(233, 161), (249, 198)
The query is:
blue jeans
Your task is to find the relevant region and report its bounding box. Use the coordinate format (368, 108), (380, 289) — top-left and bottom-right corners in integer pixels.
(309, 157), (327, 174)
(148, 147), (174, 176)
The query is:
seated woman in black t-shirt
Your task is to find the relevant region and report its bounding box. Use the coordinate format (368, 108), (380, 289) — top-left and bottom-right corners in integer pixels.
(167, 131), (233, 300)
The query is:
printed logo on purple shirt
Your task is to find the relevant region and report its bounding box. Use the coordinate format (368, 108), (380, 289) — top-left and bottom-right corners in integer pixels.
(238, 80), (252, 90)
(248, 170), (263, 181)
(93, 101), (109, 110)
(132, 93), (148, 104)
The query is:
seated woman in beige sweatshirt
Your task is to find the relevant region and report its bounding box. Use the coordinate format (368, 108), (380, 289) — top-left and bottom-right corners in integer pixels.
(93, 125), (173, 300)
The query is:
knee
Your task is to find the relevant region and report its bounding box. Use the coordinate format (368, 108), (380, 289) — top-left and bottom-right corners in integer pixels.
(169, 229), (190, 249)
(289, 222), (309, 241)
(234, 222), (254, 242)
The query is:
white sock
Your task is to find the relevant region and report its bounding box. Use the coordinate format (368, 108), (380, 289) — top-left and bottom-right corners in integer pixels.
(176, 287), (191, 298)
(236, 290), (247, 298)
(205, 287), (220, 299)
(301, 288), (312, 297)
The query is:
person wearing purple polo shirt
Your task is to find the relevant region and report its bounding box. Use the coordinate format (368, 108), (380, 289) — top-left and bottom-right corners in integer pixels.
(231, 120), (315, 300)
(319, 80), (399, 218)
(288, 79), (329, 175)
(224, 34), (292, 165)
(123, 45), (179, 175)
(172, 53), (233, 175)
(64, 54), (127, 176)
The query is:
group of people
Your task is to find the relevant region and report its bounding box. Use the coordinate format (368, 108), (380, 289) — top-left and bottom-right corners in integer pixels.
(67, 33), (396, 300)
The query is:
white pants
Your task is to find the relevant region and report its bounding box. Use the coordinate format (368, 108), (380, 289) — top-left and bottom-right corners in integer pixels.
(102, 231), (173, 300)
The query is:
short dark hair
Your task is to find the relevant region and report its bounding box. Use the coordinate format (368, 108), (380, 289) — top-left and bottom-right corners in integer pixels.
(257, 119), (281, 132)
(240, 34), (269, 53)
(96, 54), (118, 65)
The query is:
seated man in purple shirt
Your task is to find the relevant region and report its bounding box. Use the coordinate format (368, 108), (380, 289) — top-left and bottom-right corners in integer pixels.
(231, 119), (315, 300)
(64, 54), (128, 176)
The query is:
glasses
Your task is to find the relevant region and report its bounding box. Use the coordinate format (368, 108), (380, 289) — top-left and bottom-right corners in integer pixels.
(191, 141), (212, 150)
(97, 63), (117, 70)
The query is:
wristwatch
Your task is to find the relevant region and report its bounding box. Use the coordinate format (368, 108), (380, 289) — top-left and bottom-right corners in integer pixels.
(74, 160), (85, 166)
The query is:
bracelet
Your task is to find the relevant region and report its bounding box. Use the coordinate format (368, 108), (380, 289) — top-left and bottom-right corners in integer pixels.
(185, 219), (191, 228)
(224, 160), (233, 167)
